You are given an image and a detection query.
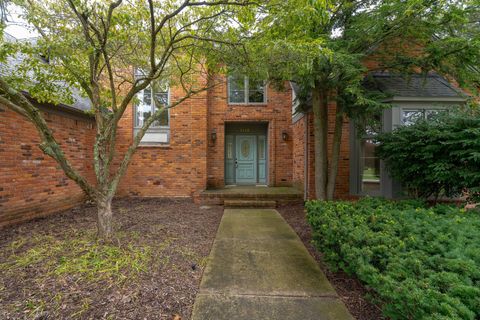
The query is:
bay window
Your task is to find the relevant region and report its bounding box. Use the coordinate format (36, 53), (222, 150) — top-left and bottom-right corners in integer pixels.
(353, 115), (382, 196)
(351, 104), (452, 198)
(359, 138), (381, 195)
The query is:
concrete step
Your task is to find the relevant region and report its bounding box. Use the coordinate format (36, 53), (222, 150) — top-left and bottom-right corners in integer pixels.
(224, 200), (277, 208)
(197, 187), (304, 206)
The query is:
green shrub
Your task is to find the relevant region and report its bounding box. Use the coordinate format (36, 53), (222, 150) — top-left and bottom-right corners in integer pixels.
(376, 110), (480, 202)
(306, 197), (480, 320)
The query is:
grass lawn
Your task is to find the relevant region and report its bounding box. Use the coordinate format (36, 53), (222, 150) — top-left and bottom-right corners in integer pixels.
(0, 198), (223, 319)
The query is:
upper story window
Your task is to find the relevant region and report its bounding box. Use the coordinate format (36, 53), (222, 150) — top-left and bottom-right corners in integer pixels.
(135, 81), (169, 128)
(228, 75), (266, 104)
(134, 79), (170, 144)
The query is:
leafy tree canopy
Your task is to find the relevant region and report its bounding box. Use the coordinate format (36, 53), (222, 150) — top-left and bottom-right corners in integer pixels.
(0, 0), (255, 238)
(238, 0), (480, 111)
(229, 0), (480, 200)
(1, 0), (253, 107)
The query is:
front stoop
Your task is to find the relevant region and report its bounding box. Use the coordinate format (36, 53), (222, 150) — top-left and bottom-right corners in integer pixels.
(191, 209), (354, 320)
(224, 200), (277, 208)
(197, 186), (304, 206)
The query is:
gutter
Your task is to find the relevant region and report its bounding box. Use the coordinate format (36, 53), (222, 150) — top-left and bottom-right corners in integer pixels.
(384, 96), (468, 103)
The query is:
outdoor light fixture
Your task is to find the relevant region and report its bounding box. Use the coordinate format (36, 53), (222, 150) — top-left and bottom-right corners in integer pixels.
(282, 130), (288, 141)
(211, 129), (217, 142)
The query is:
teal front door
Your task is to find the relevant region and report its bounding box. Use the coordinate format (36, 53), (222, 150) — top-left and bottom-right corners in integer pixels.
(235, 135), (257, 184)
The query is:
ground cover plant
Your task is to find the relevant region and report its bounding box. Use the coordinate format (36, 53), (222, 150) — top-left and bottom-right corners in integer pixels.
(277, 204), (385, 320)
(0, 198), (223, 319)
(306, 197), (480, 320)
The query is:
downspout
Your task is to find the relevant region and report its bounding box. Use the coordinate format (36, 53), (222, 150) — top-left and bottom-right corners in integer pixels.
(304, 114), (308, 201)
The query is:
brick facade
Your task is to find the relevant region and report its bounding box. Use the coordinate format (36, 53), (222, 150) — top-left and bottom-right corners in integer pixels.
(1, 72), (355, 227)
(112, 75), (295, 197)
(115, 83), (209, 198)
(206, 75), (294, 189)
(292, 102), (351, 200)
(0, 105), (95, 227)
(292, 114), (306, 193)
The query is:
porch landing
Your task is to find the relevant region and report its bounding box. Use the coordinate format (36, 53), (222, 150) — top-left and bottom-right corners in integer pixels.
(198, 186), (304, 206)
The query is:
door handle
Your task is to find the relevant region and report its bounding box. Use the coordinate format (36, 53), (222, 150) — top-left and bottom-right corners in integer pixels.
(235, 159), (238, 168)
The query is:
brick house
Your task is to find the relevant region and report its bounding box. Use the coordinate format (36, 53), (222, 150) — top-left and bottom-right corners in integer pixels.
(0, 37), (468, 227)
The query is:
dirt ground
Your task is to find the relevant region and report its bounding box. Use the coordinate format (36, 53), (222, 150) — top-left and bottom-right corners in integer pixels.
(277, 204), (385, 320)
(0, 198), (223, 320)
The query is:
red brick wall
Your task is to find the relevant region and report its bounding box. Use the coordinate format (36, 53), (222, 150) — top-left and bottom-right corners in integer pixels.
(116, 81), (209, 197)
(292, 114), (306, 192)
(292, 102), (351, 200)
(0, 105), (95, 227)
(206, 76), (294, 188)
(362, 39), (425, 72)
(116, 75), (294, 195)
(1, 70), (353, 229)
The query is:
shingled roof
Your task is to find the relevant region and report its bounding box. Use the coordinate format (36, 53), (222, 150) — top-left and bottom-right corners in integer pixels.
(291, 72), (467, 116)
(363, 72), (467, 100)
(0, 33), (92, 114)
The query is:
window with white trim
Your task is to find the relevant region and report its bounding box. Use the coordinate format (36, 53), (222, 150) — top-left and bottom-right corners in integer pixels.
(228, 75), (266, 104)
(134, 79), (170, 144)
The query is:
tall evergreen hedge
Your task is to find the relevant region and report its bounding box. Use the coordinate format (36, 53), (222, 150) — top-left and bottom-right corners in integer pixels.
(376, 111), (480, 202)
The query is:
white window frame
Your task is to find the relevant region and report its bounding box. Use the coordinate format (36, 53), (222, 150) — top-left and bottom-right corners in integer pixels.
(227, 75), (267, 105)
(133, 81), (171, 145)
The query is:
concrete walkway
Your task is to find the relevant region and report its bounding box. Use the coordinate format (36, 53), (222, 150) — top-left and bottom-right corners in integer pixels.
(191, 209), (353, 320)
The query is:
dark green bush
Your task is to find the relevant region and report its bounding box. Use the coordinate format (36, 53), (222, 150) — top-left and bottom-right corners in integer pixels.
(306, 197), (480, 320)
(376, 111), (480, 201)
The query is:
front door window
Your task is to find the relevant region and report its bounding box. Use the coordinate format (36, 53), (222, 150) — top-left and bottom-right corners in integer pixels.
(258, 136), (267, 183)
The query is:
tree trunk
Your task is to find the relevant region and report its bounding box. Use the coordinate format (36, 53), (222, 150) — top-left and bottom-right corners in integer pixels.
(326, 99), (344, 200)
(96, 196), (113, 240)
(312, 84), (328, 200)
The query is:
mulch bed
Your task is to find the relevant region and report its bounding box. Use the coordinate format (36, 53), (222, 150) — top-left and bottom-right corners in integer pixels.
(1, 199), (384, 320)
(277, 204), (385, 320)
(0, 198), (223, 320)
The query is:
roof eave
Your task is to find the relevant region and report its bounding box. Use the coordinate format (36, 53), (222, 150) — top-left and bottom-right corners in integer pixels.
(384, 96), (468, 103)
(22, 92), (94, 120)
